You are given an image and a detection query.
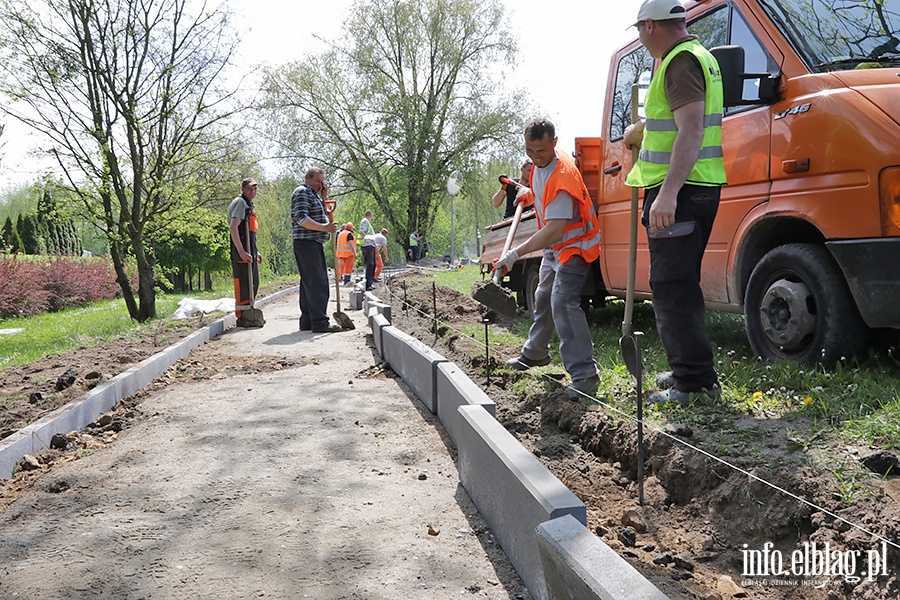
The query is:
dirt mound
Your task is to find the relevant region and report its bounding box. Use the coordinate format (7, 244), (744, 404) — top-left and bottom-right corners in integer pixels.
(384, 275), (900, 599)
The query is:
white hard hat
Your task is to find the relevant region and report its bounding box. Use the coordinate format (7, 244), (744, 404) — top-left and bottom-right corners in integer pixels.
(634, 0), (687, 26)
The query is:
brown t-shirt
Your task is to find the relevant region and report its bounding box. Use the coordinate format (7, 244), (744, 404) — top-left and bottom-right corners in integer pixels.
(663, 36), (706, 110)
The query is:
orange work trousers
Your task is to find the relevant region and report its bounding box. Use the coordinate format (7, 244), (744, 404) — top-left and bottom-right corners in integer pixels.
(338, 255), (355, 279)
(375, 250), (384, 280)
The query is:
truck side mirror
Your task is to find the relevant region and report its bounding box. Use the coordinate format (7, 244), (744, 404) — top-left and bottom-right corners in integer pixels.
(711, 45), (781, 107)
(712, 45), (745, 106)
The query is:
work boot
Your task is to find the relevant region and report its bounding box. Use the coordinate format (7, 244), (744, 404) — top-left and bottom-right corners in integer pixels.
(505, 354), (551, 371)
(565, 375), (601, 400)
(342, 275), (351, 284)
(656, 371), (676, 389)
(648, 384), (722, 406)
(311, 323), (343, 333)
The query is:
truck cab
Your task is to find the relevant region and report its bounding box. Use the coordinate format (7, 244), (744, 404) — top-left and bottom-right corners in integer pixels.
(482, 0), (900, 365)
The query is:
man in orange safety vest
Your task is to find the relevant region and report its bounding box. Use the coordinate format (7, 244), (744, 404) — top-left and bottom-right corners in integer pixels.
(336, 222), (357, 284)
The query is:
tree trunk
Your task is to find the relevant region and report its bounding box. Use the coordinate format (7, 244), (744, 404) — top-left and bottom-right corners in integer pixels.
(109, 242), (140, 320)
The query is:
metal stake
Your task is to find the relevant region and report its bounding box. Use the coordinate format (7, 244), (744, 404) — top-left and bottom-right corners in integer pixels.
(432, 282), (438, 337)
(483, 318), (491, 386)
(635, 331), (645, 506)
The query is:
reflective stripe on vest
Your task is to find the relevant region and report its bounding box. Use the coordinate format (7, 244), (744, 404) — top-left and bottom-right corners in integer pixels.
(336, 230), (355, 257)
(626, 38), (727, 189)
(539, 151), (601, 265)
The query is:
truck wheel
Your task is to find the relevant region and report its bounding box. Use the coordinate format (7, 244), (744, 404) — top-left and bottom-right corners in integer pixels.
(744, 243), (866, 366)
(523, 263), (540, 318)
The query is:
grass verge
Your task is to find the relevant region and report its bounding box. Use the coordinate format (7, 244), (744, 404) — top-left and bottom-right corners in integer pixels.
(0, 276), (295, 369)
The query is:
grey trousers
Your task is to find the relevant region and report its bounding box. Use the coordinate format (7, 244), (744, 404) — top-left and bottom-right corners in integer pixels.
(522, 249), (598, 382)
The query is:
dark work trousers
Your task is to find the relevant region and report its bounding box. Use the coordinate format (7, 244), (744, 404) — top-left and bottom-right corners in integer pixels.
(293, 238), (330, 330)
(641, 183), (721, 392)
(362, 245), (377, 290)
(231, 259), (260, 323)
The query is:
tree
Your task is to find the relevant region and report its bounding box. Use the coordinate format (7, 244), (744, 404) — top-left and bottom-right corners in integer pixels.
(152, 206), (229, 291)
(0, 0), (240, 321)
(1, 216), (14, 253)
(254, 176), (301, 277)
(261, 0), (523, 247)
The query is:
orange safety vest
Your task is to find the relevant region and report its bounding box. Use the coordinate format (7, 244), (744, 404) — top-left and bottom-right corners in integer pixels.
(336, 230), (355, 258)
(532, 151), (601, 264)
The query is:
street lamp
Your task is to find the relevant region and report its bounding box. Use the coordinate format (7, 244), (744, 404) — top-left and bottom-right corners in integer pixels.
(446, 170), (462, 267)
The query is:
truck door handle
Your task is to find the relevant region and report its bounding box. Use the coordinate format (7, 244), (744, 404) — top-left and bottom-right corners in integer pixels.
(604, 164), (623, 175)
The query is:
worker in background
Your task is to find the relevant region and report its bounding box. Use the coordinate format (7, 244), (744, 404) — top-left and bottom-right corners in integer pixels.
(228, 178), (262, 327)
(492, 159), (534, 219)
(359, 210), (375, 238)
(408, 231), (421, 262)
(361, 227), (378, 291)
(291, 167), (342, 333)
(493, 118), (602, 400)
(336, 222), (357, 285)
(373, 228), (389, 283)
(624, 0), (727, 405)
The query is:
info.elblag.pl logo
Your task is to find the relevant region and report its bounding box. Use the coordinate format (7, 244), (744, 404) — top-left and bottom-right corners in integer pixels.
(741, 541), (890, 585)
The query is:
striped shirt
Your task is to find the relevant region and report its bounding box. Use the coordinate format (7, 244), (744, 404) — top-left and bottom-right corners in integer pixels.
(291, 184), (330, 243)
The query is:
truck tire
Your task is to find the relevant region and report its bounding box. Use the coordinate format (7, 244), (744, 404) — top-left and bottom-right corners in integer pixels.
(523, 262), (540, 318)
(744, 243), (867, 366)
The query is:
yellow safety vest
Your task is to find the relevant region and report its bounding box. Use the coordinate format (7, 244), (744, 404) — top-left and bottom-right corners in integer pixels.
(626, 38), (727, 189)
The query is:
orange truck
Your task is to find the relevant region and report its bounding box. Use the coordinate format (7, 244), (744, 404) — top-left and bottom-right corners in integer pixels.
(479, 0), (900, 365)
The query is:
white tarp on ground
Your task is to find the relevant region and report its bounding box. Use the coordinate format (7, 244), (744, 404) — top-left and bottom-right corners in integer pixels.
(172, 297), (234, 319)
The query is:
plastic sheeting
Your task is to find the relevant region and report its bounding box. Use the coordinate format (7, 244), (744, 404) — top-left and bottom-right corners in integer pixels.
(172, 297), (235, 319)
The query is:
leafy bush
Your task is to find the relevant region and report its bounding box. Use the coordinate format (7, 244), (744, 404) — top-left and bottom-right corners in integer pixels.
(0, 256), (120, 318)
(0, 258), (50, 318)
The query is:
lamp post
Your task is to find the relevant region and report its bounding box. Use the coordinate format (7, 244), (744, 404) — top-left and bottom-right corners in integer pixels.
(446, 170), (462, 267)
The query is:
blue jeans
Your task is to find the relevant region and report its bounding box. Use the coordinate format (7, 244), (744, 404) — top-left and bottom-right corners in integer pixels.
(293, 238), (330, 329)
(522, 249), (598, 382)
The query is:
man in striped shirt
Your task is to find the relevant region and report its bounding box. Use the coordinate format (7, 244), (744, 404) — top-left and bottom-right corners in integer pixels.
(291, 167), (341, 333)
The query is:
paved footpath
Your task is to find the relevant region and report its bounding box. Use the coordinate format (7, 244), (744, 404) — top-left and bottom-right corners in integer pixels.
(0, 292), (530, 600)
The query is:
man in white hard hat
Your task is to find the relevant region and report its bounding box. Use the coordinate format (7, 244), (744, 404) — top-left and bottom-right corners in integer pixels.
(624, 0), (727, 405)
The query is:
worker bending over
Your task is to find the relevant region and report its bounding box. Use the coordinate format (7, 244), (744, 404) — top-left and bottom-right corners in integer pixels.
(494, 118), (603, 399)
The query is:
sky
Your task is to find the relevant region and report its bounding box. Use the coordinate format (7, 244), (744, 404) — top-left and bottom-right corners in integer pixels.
(0, 0), (647, 187)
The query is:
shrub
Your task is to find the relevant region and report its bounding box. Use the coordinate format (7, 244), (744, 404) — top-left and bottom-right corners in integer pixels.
(0, 257), (51, 318)
(42, 256), (120, 311)
(0, 256), (121, 319)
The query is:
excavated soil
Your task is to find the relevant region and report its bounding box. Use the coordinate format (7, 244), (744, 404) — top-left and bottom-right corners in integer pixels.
(382, 270), (900, 600)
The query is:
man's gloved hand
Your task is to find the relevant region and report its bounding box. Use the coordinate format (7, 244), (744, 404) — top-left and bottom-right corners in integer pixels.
(624, 120), (645, 151)
(498, 174), (509, 190)
(513, 186), (533, 208)
(492, 248), (519, 277)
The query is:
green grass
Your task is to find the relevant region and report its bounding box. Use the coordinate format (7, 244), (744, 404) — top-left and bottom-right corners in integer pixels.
(422, 265), (900, 459)
(432, 264), (484, 295)
(0, 276), (295, 369)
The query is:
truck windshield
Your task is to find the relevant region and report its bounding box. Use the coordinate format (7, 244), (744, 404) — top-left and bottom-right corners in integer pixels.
(759, 0), (900, 72)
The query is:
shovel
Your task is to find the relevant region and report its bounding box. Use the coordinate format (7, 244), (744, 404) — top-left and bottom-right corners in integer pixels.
(325, 202), (355, 330)
(471, 176), (526, 317)
(621, 83), (641, 377)
(238, 219), (266, 328)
